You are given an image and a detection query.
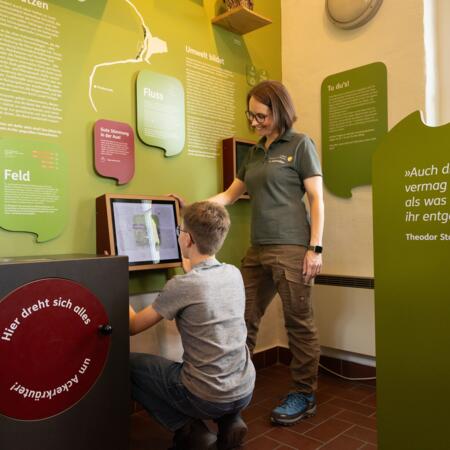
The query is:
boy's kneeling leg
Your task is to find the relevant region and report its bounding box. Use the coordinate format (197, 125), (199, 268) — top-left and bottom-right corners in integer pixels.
(215, 413), (247, 450)
(173, 419), (217, 450)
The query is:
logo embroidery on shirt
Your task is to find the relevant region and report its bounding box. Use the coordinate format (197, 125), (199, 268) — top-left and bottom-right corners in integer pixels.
(267, 154), (292, 164)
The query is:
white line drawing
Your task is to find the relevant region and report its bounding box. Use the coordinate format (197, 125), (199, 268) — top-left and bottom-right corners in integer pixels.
(88, 0), (168, 112)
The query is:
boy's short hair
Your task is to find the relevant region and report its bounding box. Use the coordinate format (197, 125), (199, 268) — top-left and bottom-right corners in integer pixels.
(182, 201), (230, 256)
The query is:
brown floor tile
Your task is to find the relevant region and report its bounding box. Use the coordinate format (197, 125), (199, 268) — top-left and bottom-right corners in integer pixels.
(255, 376), (292, 394)
(245, 417), (274, 440)
(258, 364), (292, 379)
(252, 386), (284, 404)
(334, 410), (377, 430)
(317, 373), (353, 389)
(337, 386), (375, 403)
(304, 418), (354, 443)
(321, 384), (371, 403)
(344, 425), (378, 445)
(303, 402), (344, 426)
(361, 392), (377, 407)
(254, 397), (281, 413)
(243, 435), (282, 450)
(318, 434), (366, 450)
(315, 390), (336, 404)
(242, 404), (270, 422)
(328, 397), (376, 417)
(287, 419), (317, 434)
(265, 427), (322, 449)
(129, 364), (378, 450)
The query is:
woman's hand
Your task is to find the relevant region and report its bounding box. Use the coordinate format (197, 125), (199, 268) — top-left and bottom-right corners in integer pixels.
(303, 176), (324, 285)
(302, 250), (322, 285)
(208, 178), (247, 205)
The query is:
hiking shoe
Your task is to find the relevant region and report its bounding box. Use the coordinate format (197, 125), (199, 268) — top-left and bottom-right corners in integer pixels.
(270, 392), (316, 425)
(215, 413), (247, 449)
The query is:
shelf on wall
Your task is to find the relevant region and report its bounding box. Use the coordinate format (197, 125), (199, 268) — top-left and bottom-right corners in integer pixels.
(211, 6), (272, 35)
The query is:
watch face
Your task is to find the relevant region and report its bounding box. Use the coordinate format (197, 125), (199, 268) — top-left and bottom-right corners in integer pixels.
(314, 246), (323, 254)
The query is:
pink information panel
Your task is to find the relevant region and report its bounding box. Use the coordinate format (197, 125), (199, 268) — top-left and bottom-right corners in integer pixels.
(94, 119), (134, 185)
(0, 278), (111, 420)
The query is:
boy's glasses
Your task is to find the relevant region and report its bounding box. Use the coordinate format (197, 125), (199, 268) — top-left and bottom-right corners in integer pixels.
(245, 110), (269, 124)
(176, 225), (195, 243)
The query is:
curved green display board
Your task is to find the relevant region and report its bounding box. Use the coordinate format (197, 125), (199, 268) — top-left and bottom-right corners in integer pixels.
(373, 111), (450, 450)
(0, 138), (68, 242)
(322, 62), (387, 198)
(136, 70), (185, 157)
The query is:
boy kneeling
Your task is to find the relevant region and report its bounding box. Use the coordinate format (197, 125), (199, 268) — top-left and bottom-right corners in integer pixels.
(129, 201), (255, 450)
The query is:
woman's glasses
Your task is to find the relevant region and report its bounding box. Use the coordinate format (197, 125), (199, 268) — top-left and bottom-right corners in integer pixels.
(245, 110), (269, 124)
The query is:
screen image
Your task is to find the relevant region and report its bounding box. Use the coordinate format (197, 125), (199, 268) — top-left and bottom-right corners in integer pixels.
(111, 199), (181, 266)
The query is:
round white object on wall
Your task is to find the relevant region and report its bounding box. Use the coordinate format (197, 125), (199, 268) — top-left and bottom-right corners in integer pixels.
(326, 0), (383, 30)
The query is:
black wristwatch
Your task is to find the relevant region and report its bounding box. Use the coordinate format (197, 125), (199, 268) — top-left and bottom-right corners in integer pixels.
(307, 245), (323, 254)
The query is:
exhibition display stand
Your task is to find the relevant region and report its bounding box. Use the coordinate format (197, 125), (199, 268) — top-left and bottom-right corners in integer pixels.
(0, 254), (130, 450)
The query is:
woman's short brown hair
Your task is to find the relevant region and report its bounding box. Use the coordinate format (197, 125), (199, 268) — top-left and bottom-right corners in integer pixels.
(247, 80), (297, 136)
(182, 201), (230, 256)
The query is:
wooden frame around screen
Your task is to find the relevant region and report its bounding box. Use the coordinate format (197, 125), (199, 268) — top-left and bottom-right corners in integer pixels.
(222, 137), (255, 200)
(96, 193), (182, 271)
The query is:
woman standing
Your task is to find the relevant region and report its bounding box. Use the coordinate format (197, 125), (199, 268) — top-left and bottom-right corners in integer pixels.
(210, 80), (324, 425)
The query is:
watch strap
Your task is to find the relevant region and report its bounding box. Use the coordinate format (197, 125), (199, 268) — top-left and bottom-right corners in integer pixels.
(307, 245), (323, 254)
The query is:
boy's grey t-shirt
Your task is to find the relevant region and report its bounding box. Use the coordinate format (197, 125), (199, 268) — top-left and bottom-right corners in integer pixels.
(153, 258), (255, 403)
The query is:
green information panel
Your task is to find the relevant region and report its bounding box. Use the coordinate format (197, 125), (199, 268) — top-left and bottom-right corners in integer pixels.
(322, 62), (387, 197)
(373, 111), (450, 450)
(0, 138), (67, 242)
(136, 70), (185, 157)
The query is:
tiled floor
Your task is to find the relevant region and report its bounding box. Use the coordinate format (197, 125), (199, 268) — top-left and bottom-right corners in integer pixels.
(130, 364), (377, 450)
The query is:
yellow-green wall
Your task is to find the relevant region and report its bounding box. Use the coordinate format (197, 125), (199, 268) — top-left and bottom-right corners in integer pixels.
(0, 0), (281, 292)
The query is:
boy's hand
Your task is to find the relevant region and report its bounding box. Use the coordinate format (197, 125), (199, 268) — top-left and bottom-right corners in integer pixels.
(167, 193), (186, 209)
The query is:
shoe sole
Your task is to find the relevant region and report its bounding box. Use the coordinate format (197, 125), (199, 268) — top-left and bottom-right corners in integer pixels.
(270, 404), (317, 426)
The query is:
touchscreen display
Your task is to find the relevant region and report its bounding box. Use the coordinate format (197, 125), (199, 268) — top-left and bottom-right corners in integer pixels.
(110, 199), (181, 266)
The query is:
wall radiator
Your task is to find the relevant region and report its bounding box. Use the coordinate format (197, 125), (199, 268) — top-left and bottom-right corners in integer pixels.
(313, 275), (375, 357)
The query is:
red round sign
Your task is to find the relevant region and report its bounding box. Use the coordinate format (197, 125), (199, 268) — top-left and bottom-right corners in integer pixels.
(0, 278), (111, 420)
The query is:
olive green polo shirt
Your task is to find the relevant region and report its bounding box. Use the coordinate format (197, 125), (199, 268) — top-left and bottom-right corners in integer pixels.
(237, 130), (322, 246)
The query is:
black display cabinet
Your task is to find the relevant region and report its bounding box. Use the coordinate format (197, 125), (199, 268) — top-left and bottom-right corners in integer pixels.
(0, 254), (129, 450)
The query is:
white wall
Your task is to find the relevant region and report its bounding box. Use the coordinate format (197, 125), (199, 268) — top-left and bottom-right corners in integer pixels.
(279, 0), (426, 356)
(429, 0), (450, 125)
(282, 0), (426, 276)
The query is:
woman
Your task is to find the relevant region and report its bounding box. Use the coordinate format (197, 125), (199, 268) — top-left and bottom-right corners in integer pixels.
(209, 80), (324, 426)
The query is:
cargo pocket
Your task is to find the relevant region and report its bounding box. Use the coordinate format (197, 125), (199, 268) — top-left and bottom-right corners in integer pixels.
(284, 269), (312, 315)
